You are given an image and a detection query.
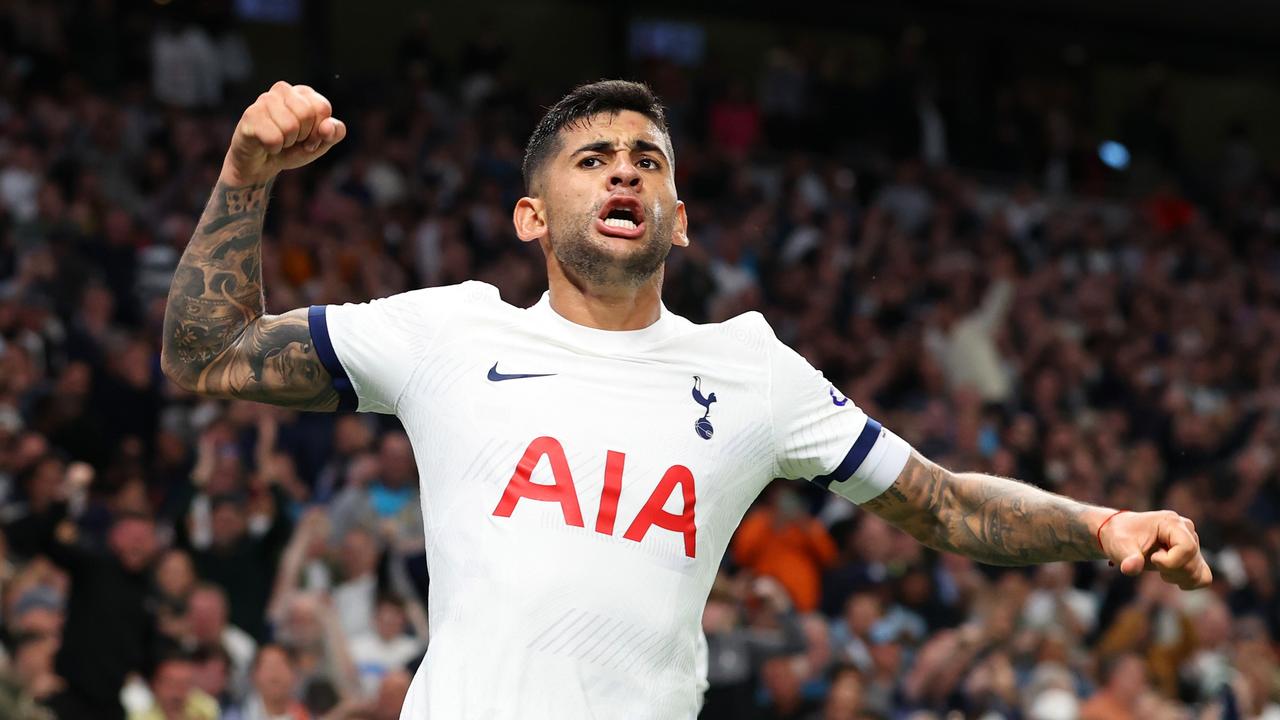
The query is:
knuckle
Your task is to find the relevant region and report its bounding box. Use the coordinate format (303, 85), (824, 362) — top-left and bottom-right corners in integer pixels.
(272, 80), (292, 92)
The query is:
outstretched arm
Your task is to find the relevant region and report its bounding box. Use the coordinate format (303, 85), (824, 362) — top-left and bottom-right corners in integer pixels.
(862, 451), (1212, 589)
(161, 81), (347, 410)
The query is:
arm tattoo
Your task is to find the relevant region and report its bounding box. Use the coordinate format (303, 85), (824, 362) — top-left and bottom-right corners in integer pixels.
(161, 180), (339, 412)
(861, 452), (1104, 565)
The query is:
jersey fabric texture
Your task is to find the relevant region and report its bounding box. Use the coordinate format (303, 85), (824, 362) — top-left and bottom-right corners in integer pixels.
(308, 281), (912, 719)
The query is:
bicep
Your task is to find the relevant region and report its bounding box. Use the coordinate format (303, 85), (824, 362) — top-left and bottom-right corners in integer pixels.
(194, 307), (340, 412)
(858, 451), (950, 543)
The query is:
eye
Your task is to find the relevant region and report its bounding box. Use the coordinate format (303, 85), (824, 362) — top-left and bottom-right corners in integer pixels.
(637, 157), (661, 170)
(579, 157), (604, 168)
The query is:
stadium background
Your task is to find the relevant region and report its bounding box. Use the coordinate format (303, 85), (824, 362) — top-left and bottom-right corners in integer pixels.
(3, 0), (1280, 718)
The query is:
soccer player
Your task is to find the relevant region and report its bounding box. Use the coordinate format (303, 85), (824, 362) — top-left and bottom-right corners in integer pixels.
(161, 80), (1211, 718)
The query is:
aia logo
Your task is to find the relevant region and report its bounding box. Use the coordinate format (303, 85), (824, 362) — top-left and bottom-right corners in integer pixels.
(492, 436), (697, 558)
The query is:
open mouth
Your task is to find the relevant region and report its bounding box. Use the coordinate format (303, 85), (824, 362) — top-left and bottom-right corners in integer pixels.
(596, 196), (646, 239)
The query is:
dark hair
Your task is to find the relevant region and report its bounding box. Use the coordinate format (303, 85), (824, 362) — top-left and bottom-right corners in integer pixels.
(522, 80), (670, 194)
(826, 662), (862, 685)
(111, 510), (155, 527)
(375, 592), (406, 611)
(149, 647), (196, 681)
(252, 643), (295, 670)
(190, 642), (233, 669)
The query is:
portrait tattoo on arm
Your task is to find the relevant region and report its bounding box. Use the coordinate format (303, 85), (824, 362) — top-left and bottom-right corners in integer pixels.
(162, 180), (339, 411)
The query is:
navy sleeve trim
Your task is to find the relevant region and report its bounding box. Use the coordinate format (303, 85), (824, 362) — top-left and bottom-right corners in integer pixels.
(308, 305), (358, 413)
(810, 418), (882, 490)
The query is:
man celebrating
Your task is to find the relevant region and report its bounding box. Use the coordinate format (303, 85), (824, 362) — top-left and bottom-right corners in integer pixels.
(161, 80), (1211, 719)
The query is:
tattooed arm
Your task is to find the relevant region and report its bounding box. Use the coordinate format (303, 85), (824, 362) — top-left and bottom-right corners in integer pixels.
(860, 451), (1213, 588)
(161, 82), (347, 410)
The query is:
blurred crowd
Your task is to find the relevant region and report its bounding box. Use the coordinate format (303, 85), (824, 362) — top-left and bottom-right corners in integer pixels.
(3, 2), (1280, 720)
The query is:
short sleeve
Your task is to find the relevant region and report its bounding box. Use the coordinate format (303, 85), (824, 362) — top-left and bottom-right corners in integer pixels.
(768, 335), (912, 504)
(308, 281), (493, 414)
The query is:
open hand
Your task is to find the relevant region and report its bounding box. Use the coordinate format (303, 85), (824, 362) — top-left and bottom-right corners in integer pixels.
(223, 81), (346, 185)
(1100, 510), (1212, 590)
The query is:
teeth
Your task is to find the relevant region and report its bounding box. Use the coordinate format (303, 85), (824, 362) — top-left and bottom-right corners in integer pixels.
(603, 218), (638, 230)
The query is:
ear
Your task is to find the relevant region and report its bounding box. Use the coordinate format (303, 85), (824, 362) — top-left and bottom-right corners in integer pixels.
(513, 196), (546, 243)
(671, 200), (690, 248)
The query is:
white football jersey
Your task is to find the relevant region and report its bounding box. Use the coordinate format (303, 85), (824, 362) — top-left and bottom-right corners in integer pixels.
(308, 281), (911, 719)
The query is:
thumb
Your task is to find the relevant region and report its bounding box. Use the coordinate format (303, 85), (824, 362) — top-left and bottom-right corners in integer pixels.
(1119, 552), (1146, 576)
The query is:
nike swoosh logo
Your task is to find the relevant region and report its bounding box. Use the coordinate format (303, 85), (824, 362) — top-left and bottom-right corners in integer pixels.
(487, 362), (557, 382)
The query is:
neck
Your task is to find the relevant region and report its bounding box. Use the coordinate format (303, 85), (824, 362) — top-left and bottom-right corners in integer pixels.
(262, 694), (290, 715)
(546, 260), (664, 331)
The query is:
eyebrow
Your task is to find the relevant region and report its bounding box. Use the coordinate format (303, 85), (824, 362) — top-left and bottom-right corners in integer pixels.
(571, 139), (669, 163)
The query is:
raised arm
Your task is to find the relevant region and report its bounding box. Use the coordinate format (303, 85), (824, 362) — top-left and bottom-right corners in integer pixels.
(861, 451), (1212, 589)
(161, 81), (347, 410)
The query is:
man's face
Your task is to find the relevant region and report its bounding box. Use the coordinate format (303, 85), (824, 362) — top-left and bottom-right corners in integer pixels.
(341, 529), (378, 579)
(521, 110), (686, 288)
(153, 660), (195, 717)
(109, 518), (157, 573)
(254, 647), (296, 704)
(192, 656), (229, 698)
(211, 503), (246, 547)
(187, 589), (227, 641)
(1111, 655), (1148, 703)
(378, 434), (416, 488)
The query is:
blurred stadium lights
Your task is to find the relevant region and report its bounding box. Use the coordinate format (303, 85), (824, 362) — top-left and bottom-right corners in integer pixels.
(1098, 141), (1131, 171)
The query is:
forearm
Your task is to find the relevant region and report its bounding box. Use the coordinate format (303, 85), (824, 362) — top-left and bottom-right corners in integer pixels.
(863, 452), (1111, 566)
(161, 176), (272, 389)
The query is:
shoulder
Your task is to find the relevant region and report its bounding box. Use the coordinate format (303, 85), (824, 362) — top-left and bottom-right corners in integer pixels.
(327, 281), (508, 337)
(380, 280), (503, 311)
(684, 309), (782, 354)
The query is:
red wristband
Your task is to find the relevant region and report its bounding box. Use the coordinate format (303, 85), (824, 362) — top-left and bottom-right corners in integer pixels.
(1096, 509), (1128, 552)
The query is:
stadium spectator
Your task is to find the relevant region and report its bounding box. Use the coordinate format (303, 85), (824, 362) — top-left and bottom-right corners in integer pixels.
(188, 645), (235, 714)
(329, 432), (422, 548)
(183, 584), (257, 697)
(757, 655), (819, 719)
(24, 501), (160, 720)
(177, 459), (292, 641)
(7, 629), (62, 704)
(733, 485), (839, 612)
(815, 664), (865, 720)
(1079, 653), (1148, 720)
(329, 528), (379, 639)
(348, 594), (424, 696)
(126, 653), (218, 720)
(700, 576), (806, 720)
(271, 593), (359, 702)
(152, 549), (197, 643)
(226, 645), (310, 720)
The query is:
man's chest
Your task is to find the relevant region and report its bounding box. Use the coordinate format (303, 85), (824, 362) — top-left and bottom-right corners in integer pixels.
(419, 336), (768, 459)
(401, 338), (775, 561)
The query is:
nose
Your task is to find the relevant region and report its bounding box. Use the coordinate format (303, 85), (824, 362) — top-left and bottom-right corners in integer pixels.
(609, 156), (641, 189)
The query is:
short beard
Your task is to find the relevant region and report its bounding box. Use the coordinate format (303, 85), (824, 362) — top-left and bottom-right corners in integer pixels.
(550, 206), (673, 288)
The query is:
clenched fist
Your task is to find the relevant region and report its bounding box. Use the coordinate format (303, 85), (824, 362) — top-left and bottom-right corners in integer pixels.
(1098, 509), (1212, 590)
(222, 81), (347, 186)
